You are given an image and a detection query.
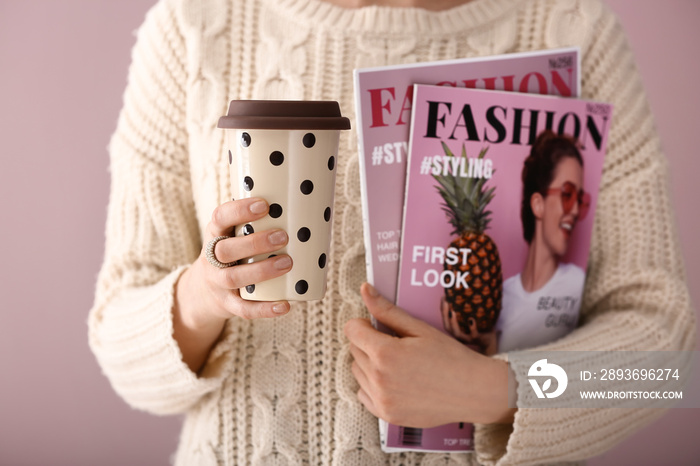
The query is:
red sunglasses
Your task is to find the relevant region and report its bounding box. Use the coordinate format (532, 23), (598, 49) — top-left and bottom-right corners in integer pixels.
(546, 181), (590, 219)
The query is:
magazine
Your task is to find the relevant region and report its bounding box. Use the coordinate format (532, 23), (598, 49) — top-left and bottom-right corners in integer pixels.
(390, 84), (613, 452)
(353, 48), (581, 302)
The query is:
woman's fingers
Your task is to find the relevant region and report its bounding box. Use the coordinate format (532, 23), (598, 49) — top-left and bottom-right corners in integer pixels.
(208, 198), (269, 238)
(349, 342), (372, 372)
(349, 344), (379, 412)
(193, 199), (296, 322)
(214, 254), (293, 290)
(356, 387), (379, 419)
(224, 295), (291, 319)
(212, 229), (288, 264)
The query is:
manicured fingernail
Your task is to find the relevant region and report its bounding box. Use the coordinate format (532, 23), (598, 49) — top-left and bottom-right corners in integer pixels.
(274, 256), (292, 270)
(366, 283), (379, 297)
(250, 200), (268, 214)
(272, 302), (288, 314)
(268, 230), (288, 245)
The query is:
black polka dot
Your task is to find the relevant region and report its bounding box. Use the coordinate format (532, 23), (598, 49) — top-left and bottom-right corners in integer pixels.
(242, 224), (254, 235)
(269, 203), (283, 218)
(300, 180), (314, 195)
(295, 280), (309, 294)
(328, 156), (335, 170)
(303, 133), (316, 148)
(318, 253), (327, 269)
(297, 227), (311, 242)
(228, 150), (233, 164)
(245, 284), (255, 293)
(243, 176), (254, 191)
(241, 132), (251, 147)
(268, 254), (277, 259)
(324, 207), (331, 222)
(269, 150), (284, 166)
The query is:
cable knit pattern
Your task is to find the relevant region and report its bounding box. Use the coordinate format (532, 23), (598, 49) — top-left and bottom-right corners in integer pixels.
(88, 0), (695, 465)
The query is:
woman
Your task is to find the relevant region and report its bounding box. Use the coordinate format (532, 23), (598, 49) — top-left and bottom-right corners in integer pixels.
(88, 0), (695, 464)
(497, 130), (589, 353)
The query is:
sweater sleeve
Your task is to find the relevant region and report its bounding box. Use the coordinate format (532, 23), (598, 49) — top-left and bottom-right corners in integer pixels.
(87, 0), (228, 415)
(473, 2), (696, 465)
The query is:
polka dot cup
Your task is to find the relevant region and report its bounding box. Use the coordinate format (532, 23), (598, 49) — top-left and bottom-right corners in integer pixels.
(218, 100), (351, 301)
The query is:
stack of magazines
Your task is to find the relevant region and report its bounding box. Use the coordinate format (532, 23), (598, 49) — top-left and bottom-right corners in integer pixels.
(353, 48), (613, 453)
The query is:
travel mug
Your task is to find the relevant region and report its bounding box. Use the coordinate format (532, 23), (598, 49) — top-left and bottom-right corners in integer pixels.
(218, 100), (351, 301)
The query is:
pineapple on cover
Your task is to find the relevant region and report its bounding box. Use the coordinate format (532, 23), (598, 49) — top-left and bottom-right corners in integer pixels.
(433, 142), (503, 335)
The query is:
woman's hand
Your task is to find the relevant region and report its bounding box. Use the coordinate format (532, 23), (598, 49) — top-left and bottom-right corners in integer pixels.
(344, 283), (515, 428)
(173, 198), (294, 373)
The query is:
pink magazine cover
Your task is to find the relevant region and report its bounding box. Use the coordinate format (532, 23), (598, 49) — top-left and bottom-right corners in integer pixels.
(353, 47), (580, 303)
(390, 84), (613, 452)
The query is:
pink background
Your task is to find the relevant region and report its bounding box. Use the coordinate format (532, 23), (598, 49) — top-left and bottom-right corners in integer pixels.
(0, 1), (696, 464)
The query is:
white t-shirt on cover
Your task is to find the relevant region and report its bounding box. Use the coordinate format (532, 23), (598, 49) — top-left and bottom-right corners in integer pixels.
(496, 263), (585, 353)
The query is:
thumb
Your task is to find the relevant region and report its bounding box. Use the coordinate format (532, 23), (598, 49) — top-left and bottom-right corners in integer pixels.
(360, 283), (429, 337)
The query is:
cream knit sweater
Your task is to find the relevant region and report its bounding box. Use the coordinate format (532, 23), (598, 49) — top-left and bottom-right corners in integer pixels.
(88, 0), (696, 464)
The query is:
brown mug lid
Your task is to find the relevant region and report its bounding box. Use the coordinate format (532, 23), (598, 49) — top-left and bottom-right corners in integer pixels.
(218, 100), (351, 130)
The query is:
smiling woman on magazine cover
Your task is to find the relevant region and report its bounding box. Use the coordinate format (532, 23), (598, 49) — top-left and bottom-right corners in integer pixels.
(497, 130), (589, 353)
(88, 0), (695, 464)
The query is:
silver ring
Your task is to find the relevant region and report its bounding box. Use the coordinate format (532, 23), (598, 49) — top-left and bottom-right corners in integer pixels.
(205, 236), (236, 268)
